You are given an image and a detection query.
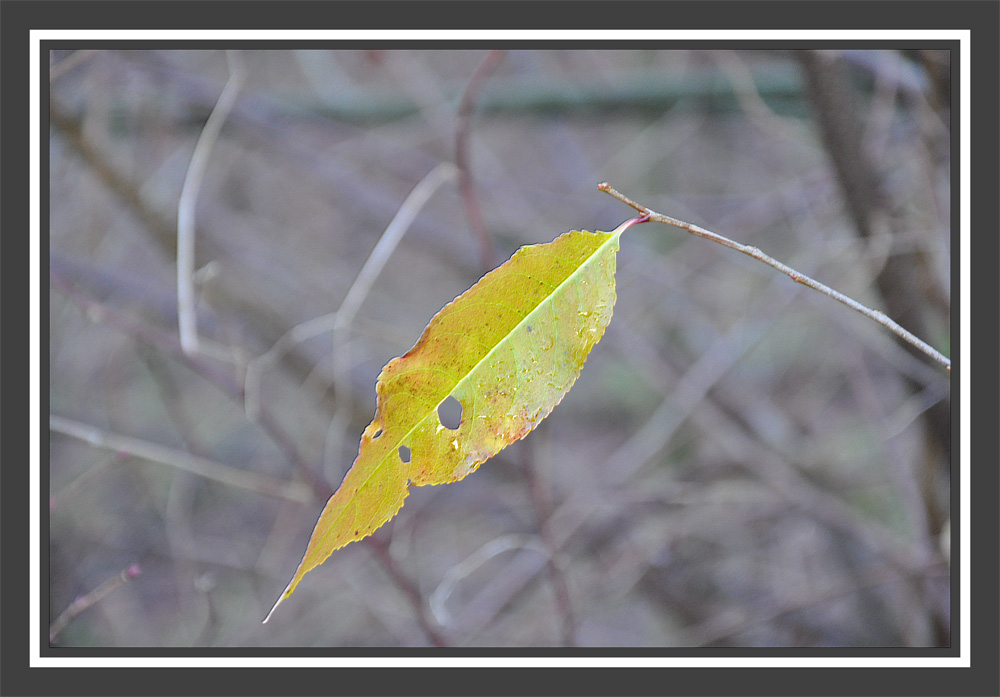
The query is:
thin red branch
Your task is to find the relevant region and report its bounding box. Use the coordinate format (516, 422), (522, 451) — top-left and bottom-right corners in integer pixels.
(363, 536), (451, 647)
(456, 50), (505, 272)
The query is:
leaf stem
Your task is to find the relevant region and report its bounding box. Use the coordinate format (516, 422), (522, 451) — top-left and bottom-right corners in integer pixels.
(598, 182), (951, 372)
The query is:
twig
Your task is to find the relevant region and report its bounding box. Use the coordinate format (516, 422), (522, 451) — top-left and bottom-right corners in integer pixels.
(51, 268), (329, 497)
(177, 50), (245, 356)
(243, 162), (456, 423)
(597, 182), (951, 371)
(428, 533), (548, 628)
(362, 537), (451, 647)
(244, 313), (339, 422)
(321, 161), (457, 473)
(520, 445), (578, 646)
(241, 162), (456, 469)
(257, 163), (458, 636)
(686, 561), (947, 647)
(604, 282), (792, 485)
(49, 103), (178, 250)
(50, 415), (312, 503)
(331, 162), (459, 352)
(456, 50), (504, 272)
(49, 563), (142, 644)
(49, 49), (100, 82)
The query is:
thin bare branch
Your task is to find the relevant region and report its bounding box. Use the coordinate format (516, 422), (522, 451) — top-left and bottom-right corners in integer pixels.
(243, 162), (457, 423)
(333, 162), (460, 343)
(428, 533), (547, 627)
(519, 445), (578, 646)
(49, 563), (142, 643)
(50, 268), (329, 496)
(597, 182), (951, 371)
(362, 536), (451, 647)
(177, 50), (245, 356)
(49, 49), (101, 82)
(243, 313), (338, 422)
(323, 161), (457, 473)
(456, 50), (504, 271)
(50, 415), (313, 503)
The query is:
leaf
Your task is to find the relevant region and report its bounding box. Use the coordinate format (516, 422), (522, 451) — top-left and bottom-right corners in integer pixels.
(265, 215), (648, 620)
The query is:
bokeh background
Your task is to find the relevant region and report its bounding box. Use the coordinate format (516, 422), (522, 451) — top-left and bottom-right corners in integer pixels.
(48, 48), (951, 648)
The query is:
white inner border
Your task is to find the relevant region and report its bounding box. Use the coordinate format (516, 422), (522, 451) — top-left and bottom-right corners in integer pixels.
(31, 29), (971, 669)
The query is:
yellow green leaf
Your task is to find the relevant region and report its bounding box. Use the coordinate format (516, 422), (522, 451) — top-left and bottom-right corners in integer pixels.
(265, 216), (648, 621)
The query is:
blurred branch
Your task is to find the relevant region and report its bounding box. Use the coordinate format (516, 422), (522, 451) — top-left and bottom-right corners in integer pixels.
(428, 533), (547, 628)
(49, 103), (347, 410)
(322, 161), (458, 474)
(177, 50), (245, 357)
(49, 49), (100, 82)
(678, 360), (937, 577)
(50, 415), (312, 503)
(456, 50), (504, 271)
(603, 270), (794, 483)
(331, 161), (459, 340)
(239, 162), (456, 467)
(604, 281), (942, 580)
(685, 561), (948, 646)
(798, 52), (950, 561)
(363, 536), (451, 647)
(49, 563), (142, 644)
(598, 182), (951, 371)
(519, 444), (578, 646)
(50, 267), (330, 498)
(712, 50), (811, 143)
(49, 103), (179, 251)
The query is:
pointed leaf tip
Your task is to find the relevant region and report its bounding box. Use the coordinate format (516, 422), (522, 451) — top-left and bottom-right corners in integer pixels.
(263, 587), (289, 623)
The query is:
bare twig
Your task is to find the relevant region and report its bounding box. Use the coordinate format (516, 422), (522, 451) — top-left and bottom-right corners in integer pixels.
(243, 314), (338, 422)
(428, 533), (548, 628)
(51, 268), (329, 497)
(520, 445), (578, 646)
(49, 563), (142, 644)
(177, 50), (245, 356)
(50, 415), (312, 503)
(362, 537), (451, 647)
(49, 49), (100, 82)
(603, 275), (793, 484)
(597, 182), (951, 371)
(456, 50), (504, 272)
(322, 162), (458, 473)
(258, 163), (458, 634)
(330, 162), (459, 360)
(685, 561), (947, 647)
(244, 162), (456, 425)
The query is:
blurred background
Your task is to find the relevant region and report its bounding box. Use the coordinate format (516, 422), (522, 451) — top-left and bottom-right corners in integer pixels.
(48, 48), (952, 648)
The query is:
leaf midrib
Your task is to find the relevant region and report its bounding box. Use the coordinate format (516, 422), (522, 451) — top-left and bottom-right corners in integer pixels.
(319, 229), (621, 547)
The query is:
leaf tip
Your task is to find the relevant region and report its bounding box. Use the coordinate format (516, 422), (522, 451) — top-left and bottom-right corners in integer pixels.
(262, 582), (293, 624)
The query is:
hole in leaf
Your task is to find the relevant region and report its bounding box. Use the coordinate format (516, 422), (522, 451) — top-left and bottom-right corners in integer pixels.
(372, 428), (383, 439)
(398, 445), (411, 463)
(437, 395), (463, 430)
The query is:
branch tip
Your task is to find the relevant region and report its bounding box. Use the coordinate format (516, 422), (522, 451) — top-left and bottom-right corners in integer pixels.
(596, 182), (951, 372)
